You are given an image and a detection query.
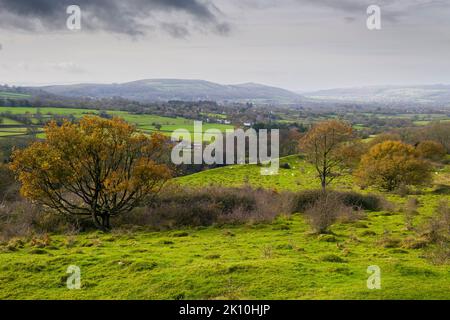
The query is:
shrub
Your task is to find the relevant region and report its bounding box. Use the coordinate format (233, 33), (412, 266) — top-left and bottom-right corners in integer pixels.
(416, 140), (446, 162)
(303, 192), (359, 234)
(115, 186), (295, 229)
(356, 141), (432, 191)
(338, 192), (381, 211)
(423, 200), (450, 244)
(0, 201), (80, 241)
(293, 190), (323, 212)
(0, 164), (20, 202)
(404, 197), (419, 231)
(293, 190), (383, 212)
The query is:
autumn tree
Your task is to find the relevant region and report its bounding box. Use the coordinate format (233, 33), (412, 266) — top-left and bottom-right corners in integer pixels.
(355, 141), (431, 191)
(10, 116), (172, 230)
(336, 139), (368, 169)
(368, 133), (402, 148)
(416, 140), (446, 162)
(299, 120), (354, 191)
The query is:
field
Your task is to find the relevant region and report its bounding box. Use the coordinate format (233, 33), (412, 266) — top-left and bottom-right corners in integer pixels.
(0, 92), (31, 100)
(0, 106), (233, 138)
(176, 156), (354, 191)
(1, 155), (449, 299)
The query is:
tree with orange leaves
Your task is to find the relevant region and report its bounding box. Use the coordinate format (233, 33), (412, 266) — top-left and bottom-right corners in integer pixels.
(10, 116), (172, 230)
(299, 120), (354, 191)
(355, 140), (431, 191)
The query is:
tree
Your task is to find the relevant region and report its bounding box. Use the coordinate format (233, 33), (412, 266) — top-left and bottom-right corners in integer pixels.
(336, 139), (368, 170)
(299, 120), (354, 191)
(10, 116), (172, 230)
(416, 140), (446, 162)
(368, 133), (402, 148)
(355, 141), (431, 191)
(421, 121), (450, 152)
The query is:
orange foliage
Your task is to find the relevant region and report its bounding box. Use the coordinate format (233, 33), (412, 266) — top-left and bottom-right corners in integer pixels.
(355, 140), (431, 191)
(415, 140), (446, 162)
(10, 116), (172, 230)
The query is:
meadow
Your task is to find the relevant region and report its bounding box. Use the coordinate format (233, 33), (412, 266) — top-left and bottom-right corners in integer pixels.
(0, 106), (233, 138)
(1, 155), (449, 299)
(0, 92), (31, 100)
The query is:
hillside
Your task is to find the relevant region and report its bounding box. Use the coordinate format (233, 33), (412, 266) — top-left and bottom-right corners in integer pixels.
(38, 79), (303, 103)
(304, 85), (450, 107)
(1, 156), (449, 299)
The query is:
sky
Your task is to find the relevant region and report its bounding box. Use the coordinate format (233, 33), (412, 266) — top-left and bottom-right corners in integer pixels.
(0, 0), (450, 91)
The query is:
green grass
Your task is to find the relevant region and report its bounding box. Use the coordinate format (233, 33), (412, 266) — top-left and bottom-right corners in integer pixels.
(0, 130), (27, 137)
(0, 107), (233, 139)
(176, 155), (353, 191)
(1, 212), (449, 299)
(1, 155), (449, 299)
(0, 117), (23, 125)
(0, 92), (31, 99)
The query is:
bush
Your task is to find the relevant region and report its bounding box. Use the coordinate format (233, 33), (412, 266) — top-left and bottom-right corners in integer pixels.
(293, 190), (323, 212)
(293, 190), (383, 212)
(0, 186), (297, 235)
(356, 141), (432, 191)
(115, 186), (295, 229)
(416, 140), (446, 162)
(339, 192), (382, 211)
(0, 164), (20, 202)
(0, 201), (80, 241)
(404, 197), (419, 231)
(423, 200), (450, 244)
(303, 192), (360, 234)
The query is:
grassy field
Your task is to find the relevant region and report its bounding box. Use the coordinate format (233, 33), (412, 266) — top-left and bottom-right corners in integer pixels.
(0, 155), (449, 299)
(1, 212), (449, 299)
(0, 106), (233, 139)
(0, 92), (31, 100)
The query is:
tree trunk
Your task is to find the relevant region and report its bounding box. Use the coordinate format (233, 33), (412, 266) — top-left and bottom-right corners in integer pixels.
(321, 176), (327, 192)
(92, 212), (111, 231)
(102, 214), (111, 230)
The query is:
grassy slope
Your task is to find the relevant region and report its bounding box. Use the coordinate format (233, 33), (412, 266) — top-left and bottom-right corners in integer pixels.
(0, 156), (449, 299)
(176, 156), (354, 191)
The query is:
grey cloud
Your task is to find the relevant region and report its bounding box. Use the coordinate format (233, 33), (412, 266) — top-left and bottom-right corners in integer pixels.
(0, 0), (230, 37)
(299, 0), (450, 22)
(160, 23), (190, 39)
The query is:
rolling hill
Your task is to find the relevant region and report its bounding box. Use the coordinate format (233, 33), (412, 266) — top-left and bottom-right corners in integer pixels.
(1, 155), (449, 299)
(39, 79), (303, 103)
(304, 84), (450, 107)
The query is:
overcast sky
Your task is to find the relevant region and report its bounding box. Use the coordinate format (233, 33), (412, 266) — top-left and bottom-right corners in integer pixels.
(1, 0), (450, 91)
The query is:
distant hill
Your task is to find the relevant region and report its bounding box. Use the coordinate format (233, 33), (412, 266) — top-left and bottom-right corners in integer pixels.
(39, 79), (303, 103)
(0, 85), (52, 100)
(303, 85), (450, 107)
